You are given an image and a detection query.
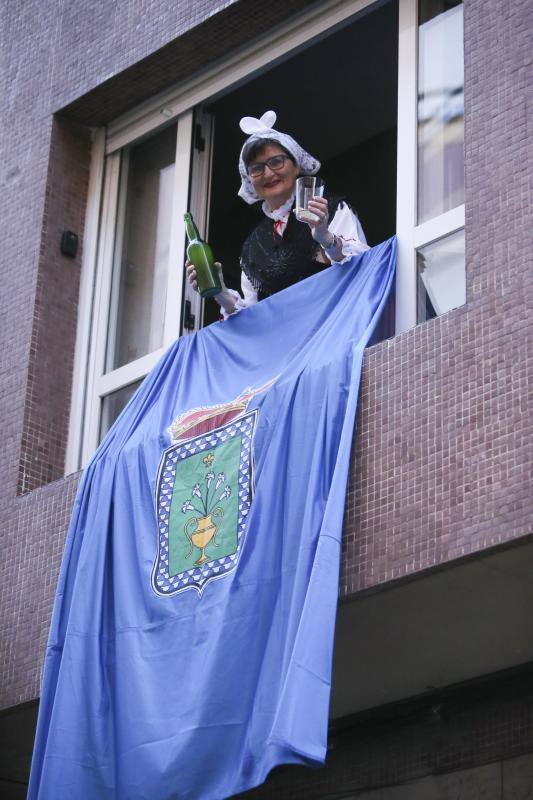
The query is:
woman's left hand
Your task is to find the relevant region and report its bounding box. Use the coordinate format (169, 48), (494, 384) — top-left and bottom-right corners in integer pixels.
(306, 196), (330, 245)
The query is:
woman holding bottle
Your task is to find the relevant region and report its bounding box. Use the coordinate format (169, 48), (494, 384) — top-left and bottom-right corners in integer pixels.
(186, 110), (369, 318)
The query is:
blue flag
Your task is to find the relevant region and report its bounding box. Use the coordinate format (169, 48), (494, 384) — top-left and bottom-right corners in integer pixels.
(29, 238), (395, 800)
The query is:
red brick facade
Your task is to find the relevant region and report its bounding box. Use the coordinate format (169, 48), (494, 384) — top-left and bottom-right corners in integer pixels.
(17, 118), (91, 494)
(1, 0), (531, 795)
(341, 0), (532, 593)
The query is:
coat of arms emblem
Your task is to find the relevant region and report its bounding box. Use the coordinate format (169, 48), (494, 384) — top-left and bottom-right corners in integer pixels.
(152, 383), (273, 597)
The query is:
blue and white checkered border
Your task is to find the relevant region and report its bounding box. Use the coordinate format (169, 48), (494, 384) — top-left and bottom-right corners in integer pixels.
(152, 409), (257, 597)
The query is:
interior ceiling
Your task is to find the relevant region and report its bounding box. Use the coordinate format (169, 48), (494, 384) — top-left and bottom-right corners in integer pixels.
(331, 537), (533, 719)
(207, 0), (398, 163)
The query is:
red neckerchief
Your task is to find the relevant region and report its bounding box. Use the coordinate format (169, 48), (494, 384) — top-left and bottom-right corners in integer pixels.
(273, 219), (285, 238)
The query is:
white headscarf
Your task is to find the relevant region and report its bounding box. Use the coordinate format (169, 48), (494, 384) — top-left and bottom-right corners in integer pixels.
(238, 110), (320, 204)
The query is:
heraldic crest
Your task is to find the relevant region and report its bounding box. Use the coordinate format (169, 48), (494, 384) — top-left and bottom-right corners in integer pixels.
(152, 381), (274, 596)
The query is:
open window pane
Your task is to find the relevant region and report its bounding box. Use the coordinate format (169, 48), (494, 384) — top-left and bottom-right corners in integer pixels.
(417, 1), (464, 223)
(206, 1), (398, 335)
(99, 379), (143, 441)
(417, 228), (465, 322)
(106, 124), (177, 371)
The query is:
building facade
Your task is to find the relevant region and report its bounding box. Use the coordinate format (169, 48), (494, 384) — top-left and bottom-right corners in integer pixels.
(1, 0), (531, 797)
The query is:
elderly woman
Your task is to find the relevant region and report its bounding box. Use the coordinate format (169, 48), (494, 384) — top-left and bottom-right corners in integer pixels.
(187, 111), (369, 317)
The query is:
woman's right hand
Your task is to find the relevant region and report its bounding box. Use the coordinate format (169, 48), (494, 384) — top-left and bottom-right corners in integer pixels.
(185, 260), (237, 316)
(186, 260), (225, 294)
(185, 260), (198, 292)
(186, 260), (229, 305)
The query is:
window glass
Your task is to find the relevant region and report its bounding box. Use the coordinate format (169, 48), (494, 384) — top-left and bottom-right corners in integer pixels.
(106, 124), (177, 371)
(417, 0), (464, 222)
(99, 380), (143, 441)
(417, 229), (465, 322)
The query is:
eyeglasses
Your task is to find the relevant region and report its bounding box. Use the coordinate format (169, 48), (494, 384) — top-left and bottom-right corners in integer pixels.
(248, 154), (292, 178)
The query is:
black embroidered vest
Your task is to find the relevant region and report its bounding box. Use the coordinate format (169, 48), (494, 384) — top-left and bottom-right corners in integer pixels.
(240, 194), (342, 301)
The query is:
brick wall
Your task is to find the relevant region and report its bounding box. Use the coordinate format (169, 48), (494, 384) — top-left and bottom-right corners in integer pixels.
(17, 118), (91, 493)
(1, 0), (531, 713)
(340, 0), (532, 593)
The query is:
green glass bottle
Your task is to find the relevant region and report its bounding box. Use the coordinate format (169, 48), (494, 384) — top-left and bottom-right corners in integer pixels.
(184, 212), (221, 298)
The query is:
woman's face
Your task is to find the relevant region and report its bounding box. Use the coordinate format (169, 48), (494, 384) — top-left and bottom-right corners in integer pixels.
(248, 144), (299, 210)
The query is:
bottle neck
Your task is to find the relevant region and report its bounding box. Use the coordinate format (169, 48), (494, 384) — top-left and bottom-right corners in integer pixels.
(184, 213), (201, 243)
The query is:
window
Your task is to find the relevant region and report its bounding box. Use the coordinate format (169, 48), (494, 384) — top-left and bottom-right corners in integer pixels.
(417, 228), (465, 322)
(396, 0), (465, 332)
(91, 124), (180, 440)
(68, 0), (465, 471)
(417, 0), (464, 223)
(69, 113), (198, 464)
(105, 126), (176, 373)
(100, 379), (143, 440)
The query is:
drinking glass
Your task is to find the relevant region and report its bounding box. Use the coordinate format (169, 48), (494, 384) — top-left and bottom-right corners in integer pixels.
(295, 176), (325, 223)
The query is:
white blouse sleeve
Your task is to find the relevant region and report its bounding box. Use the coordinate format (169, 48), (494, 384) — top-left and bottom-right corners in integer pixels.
(328, 201), (370, 264)
(219, 272), (258, 320)
(240, 272), (259, 307)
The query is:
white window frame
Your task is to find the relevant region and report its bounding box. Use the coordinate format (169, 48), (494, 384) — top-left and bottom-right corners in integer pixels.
(67, 0), (465, 473)
(66, 113), (194, 472)
(395, 0), (465, 333)
(182, 108), (216, 336)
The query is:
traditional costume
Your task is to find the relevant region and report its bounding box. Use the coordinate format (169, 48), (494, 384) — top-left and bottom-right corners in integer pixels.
(220, 111), (369, 316)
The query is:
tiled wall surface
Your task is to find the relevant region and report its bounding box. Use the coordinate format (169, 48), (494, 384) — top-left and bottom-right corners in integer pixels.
(1, 0), (531, 714)
(341, 0), (532, 593)
(0, 476), (79, 708)
(17, 118), (91, 494)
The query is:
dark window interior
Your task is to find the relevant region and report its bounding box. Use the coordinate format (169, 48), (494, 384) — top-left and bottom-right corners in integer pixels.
(204, 0), (398, 334)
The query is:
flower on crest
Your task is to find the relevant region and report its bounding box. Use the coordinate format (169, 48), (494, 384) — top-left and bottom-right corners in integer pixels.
(203, 452), (214, 466)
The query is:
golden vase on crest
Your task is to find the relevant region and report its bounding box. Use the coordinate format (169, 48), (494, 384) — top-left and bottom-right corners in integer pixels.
(184, 507), (224, 565)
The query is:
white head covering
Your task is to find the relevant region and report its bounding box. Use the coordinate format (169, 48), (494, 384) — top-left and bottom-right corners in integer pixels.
(238, 110), (320, 204)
